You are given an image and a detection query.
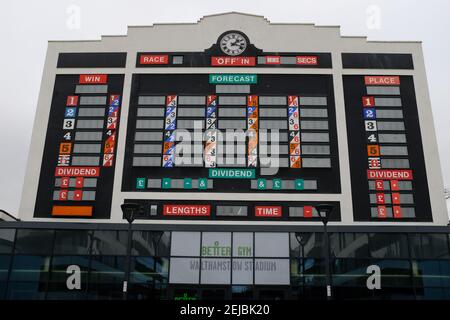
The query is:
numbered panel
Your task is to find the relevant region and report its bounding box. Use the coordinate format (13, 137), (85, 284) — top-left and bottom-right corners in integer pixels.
(122, 74), (340, 194)
(343, 75), (432, 222)
(34, 74), (124, 219)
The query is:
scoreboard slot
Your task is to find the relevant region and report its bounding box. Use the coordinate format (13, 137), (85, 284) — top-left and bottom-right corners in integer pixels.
(344, 75), (432, 221)
(34, 74), (124, 219)
(122, 74), (340, 194)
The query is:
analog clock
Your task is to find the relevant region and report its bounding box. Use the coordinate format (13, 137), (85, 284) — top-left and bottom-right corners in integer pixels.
(219, 32), (247, 56)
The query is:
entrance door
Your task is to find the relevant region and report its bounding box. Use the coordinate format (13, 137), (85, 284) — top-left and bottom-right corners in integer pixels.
(200, 286), (230, 300)
(255, 287), (288, 300)
(169, 286), (231, 300)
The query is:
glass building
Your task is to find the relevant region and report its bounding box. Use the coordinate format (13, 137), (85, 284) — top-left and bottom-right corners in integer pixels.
(10, 13), (450, 300)
(1, 224), (450, 300)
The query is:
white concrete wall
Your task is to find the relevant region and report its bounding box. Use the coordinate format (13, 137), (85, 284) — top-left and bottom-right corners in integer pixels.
(18, 12), (448, 226)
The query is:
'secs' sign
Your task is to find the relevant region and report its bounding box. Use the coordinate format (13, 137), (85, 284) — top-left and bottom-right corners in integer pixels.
(140, 54), (169, 65)
(364, 76), (400, 86)
(255, 206), (282, 217)
(211, 56), (256, 66)
(163, 205), (211, 216)
(79, 74), (107, 84)
(296, 56), (318, 65)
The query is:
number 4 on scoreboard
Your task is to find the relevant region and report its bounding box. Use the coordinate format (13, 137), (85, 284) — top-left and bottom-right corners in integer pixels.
(366, 133), (378, 143)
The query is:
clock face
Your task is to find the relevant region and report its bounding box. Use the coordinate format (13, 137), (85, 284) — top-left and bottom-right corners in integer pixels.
(219, 33), (247, 56)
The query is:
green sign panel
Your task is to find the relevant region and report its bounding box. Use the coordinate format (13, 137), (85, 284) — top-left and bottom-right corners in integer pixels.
(273, 179), (282, 190)
(162, 178), (171, 189)
(295, 179), (305, 190)
(209, 168), (255, 179)
(257, 179), (267, 190)
(136, 178), (146, 190)
(183, 178), (192, 189)
(198, 178), (208, 190)
(209, 74), (257, 84)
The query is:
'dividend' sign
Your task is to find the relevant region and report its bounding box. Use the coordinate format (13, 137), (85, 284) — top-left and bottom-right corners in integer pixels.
(209, 74), (257, 84)
(208, 168), (256, 179)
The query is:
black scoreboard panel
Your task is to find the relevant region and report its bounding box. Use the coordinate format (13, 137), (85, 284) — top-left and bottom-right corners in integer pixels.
(34, 74), (124, 219)
(343, 75), (432, 222)
(122, 74), (340, 194)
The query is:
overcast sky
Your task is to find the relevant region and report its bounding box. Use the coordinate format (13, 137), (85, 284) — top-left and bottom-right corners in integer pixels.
(0, 0), (449, 217)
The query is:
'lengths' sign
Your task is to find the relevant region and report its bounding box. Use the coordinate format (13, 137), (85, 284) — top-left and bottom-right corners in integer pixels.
(163, 205), (211, 216)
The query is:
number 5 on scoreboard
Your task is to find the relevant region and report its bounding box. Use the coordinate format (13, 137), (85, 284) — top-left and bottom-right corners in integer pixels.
(59, 143), (72, 154)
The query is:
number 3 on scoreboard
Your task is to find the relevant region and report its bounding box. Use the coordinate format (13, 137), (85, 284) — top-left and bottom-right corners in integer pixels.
(364, 120), (377, 132)
(63, 119), (75, 130)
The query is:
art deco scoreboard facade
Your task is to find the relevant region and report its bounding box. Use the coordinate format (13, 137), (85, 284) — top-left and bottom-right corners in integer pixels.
(20, 13), (447, 226)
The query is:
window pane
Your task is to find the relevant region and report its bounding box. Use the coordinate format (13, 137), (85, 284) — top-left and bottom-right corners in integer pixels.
(255, 233), (289, 258)
(10, 255), (51, 282)
(232, 286), (253, 300)
(0, 255), (11, 281)
(332, 258), (370, 287)
(369, 233), (409, 258)
(372, 259), (412, 288)
(14, 229), (54, 255)
(290, 233), (325, 258)
(330, 233), (369, 258)
(0, 282), (6, 300)
(132, 231), (170, 256)
(53, 230), (92, 255)
(412, 260), (450, 288)
(88, 256), (125, 300)
(49, 255), (90, 284)
(6, 281), (46, 300)
(291, 258), (327, 286)
(46, 255), (90, 300)
(409, 234), (450, 259)
(0, 229), (15, 254)
(128, 282), (168, 300)
(130, 257), (169, 284)
(91, 231), (128, 255)
(89, 256), (125, 283)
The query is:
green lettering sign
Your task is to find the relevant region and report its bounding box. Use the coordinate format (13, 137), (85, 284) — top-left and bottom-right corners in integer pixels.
(209, 74), (257, 84)
(209, 168), (256, 179)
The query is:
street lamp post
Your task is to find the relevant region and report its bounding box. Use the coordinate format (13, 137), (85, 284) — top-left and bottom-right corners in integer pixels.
(121, 203), (141, 300)
(316, 204), (334, 301)
(294, 233), (307, 297)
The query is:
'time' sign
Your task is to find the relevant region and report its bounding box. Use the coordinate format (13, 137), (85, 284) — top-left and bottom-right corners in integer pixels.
(255, 206), (282, 217)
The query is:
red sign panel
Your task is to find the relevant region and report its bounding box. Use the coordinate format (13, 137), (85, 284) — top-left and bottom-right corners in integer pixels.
(140, 54), (169, 65)
(55, 167), (100, 177)
(163, 205), (211, 216)
(79, 74), (108, 84)
(265, 56), (281, 64)
(211, 56), (256, 66)
(393, 206), (402, 218)
(296, 56), (318, 65)
(367, 170), (413, 180)
(66, 96), (79, 106)
(364, 76), (400, 86)
(303, 206), (313, 218)
(377, 206), (387, 218)
(255, 206), (282, 218)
